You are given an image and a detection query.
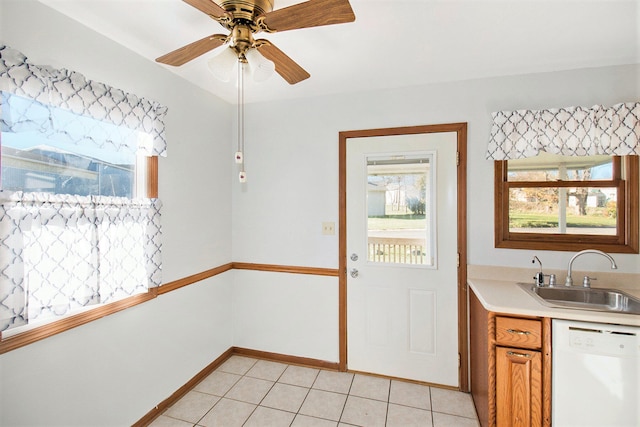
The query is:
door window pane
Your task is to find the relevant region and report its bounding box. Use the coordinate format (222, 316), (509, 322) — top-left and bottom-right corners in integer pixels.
(367, 155), (434, 265)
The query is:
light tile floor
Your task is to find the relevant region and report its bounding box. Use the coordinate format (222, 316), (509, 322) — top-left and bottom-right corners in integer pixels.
(149, 355), (480, 427)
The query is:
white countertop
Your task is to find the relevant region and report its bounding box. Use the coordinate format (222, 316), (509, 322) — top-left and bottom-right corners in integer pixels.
(468, 278), (640, 327)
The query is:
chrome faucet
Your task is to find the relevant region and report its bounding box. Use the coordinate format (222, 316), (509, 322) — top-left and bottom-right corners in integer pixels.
(565, 249), (617, 287)
(532, 256), (544, 286)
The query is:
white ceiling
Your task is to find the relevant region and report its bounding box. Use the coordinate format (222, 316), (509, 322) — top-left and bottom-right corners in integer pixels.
(38, 0), (639, 104)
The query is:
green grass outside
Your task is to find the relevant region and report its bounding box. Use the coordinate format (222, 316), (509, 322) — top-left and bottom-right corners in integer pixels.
(368, 214), (426, 230)
(509, 213), (616, 228)
(368, 212), (615, 230)
(369, 208), (616, 230)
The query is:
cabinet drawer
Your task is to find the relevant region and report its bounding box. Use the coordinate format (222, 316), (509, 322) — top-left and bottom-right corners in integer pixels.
(495, 316), (542, 349)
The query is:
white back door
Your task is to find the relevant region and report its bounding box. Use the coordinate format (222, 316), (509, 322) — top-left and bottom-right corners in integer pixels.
(346, 131), (459, 386)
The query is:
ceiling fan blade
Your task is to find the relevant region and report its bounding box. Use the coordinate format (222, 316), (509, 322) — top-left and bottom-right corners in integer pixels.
(183, 0), (228, 19)
(256, 41), (310, 84)
(261, 0), (355, 33)
(156, 34), (227, 66)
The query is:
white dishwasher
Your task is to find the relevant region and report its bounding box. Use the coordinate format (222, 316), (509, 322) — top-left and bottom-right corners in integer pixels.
(552, 319), (640, 427)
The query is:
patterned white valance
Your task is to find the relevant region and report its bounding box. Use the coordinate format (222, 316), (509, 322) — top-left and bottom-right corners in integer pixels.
(486, 102), (640, 160)
(0, 44), (167, 157)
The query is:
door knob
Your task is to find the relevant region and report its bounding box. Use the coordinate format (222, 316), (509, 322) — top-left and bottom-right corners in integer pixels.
(350, 268), (359, 278)
(350, 253), (359, 261)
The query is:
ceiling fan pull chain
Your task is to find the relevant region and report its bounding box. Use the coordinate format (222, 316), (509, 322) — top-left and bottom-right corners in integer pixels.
(238, 59), (247, 183)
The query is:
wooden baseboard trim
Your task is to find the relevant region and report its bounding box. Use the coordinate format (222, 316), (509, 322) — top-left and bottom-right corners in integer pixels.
(231, 347), (341, 371)
(134, 346), (340, 426)
(132, 347), (235, 427)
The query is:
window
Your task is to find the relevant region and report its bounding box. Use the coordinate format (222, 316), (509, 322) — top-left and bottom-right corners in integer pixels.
(488, 102), (639, 254)
(1, 94), (147, 198)
(367, 155), (435, 265)
(494, 154), (638, 253)
(0, 45), (166, 339)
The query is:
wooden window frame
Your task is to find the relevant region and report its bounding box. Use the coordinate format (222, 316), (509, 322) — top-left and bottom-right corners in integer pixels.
(494, 155), (639, 253)
(0, 156), (158, 353)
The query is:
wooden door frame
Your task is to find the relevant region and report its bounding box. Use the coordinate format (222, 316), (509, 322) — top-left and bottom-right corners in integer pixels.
(338, 123), (469, 392)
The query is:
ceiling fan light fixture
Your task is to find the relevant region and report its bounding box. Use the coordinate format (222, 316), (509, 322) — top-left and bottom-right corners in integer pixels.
(157, 0), (356, 86)
(207, 46), (238, 82)
(245, 48), (275, 82)
(157, 0), (357, 184)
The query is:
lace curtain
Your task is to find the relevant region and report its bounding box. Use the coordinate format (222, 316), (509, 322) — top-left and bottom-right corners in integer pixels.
(0, 45), (166, 333)
(486, 102), (640, 160)
(0, 193), (162, 331)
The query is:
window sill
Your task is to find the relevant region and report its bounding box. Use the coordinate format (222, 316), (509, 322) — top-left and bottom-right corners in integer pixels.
(495, 235), (639, 254)
(0, 289), (157, 354)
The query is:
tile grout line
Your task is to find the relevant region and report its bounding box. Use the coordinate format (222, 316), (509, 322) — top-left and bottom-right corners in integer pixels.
(210, 356), (261, 427)
(384, 378), (392, 427)
(242, 359), (288, 426)
(290, 366), (322, 425)
(245, 361), (324, 426)
(337, 371), (356, 424)
(159, 357), (479, 427)
(430, 385), (434, 426)
(192, 369), (245, 426)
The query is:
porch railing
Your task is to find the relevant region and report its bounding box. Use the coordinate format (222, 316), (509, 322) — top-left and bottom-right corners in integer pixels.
(367, 237), (428, 265)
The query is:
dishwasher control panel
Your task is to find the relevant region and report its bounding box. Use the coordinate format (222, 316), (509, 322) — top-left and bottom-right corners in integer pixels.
(569, 325), (638, 357)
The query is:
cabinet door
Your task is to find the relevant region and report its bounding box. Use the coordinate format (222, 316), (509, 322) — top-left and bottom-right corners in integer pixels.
(496, 346), (542, 427)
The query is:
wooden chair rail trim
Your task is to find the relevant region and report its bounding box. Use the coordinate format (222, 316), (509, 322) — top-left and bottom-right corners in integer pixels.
(157, 263), (234, 295)
(232, 262), (339, 277)
(0, 262), (339, 353)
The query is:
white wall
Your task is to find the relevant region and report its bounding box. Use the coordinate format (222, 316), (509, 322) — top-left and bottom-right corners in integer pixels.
(1, 0), (639, 424)
(233, 64), (640, 274)
(1, 1), (234, 425)
(230, 63), (639, 359)
(232, 270), (339, 362)
(0, 275), (233, 426)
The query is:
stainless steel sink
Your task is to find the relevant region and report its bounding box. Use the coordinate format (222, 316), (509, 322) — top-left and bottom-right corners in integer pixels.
(518, 283), (640, 315)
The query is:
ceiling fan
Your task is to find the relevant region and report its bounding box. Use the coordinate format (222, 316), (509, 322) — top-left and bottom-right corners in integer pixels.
(156, 0), (356, 84)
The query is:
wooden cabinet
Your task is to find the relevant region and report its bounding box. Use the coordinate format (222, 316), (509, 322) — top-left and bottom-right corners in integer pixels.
(496, 340), (543, 426)
(495, 317), (542, 348)
(470, 288), (551, 427)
